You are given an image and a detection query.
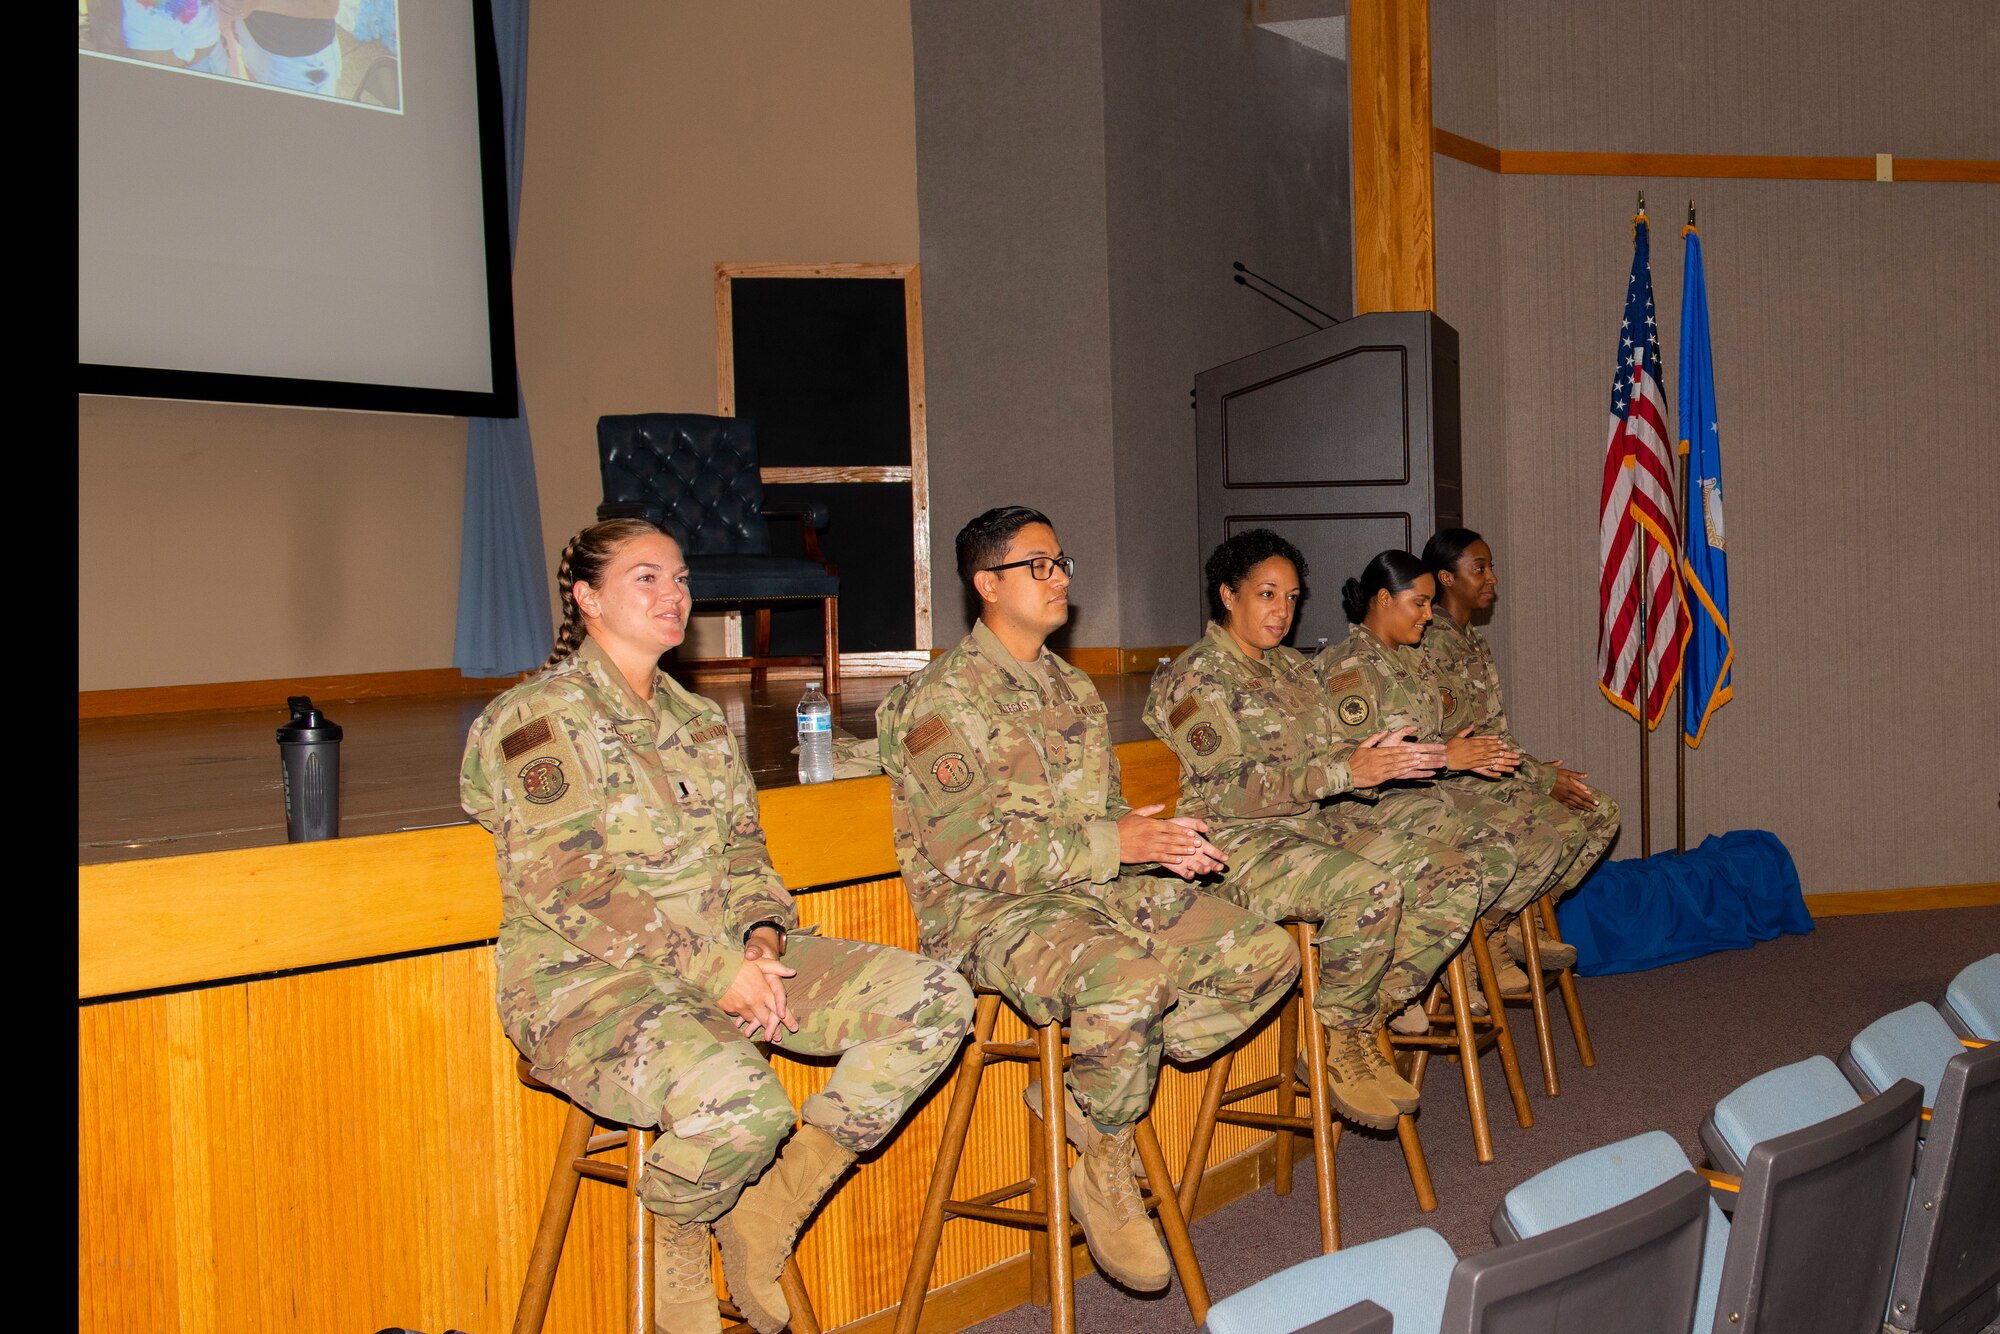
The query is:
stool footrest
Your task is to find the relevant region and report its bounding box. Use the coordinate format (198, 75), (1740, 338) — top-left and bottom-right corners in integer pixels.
(947, 1201), (1079, 1233)
(1217, 1107), (1325, 1135)
(584, 1131), (627, 1154)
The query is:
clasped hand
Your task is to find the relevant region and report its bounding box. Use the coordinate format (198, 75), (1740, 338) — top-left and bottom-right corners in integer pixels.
(1548, 760), (1598, 811)
(1347, 727), (1448, 788)
(719, 942), (799, 1042)
(1119, 804), (1226, 880)
(1446, 726), (1523, 778)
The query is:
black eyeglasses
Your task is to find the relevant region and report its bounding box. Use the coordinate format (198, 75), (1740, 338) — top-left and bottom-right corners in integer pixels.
(984, 554), (1076, 581)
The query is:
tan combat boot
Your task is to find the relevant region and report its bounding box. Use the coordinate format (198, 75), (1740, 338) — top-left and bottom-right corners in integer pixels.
(1481, 926), (1534, 993)
(1387, 998), (1432, 1036)
(1507, 912), (1578, 970)
(713, 1125), (856, 1334)
(1022, 1081), (1171, 1292)
(1360, 1026), (1420, 1113)
(1321, 1026), (1401, 1130)
(653, 1219), (722, 1334)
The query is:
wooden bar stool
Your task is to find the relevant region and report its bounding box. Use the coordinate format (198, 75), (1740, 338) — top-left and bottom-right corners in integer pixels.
(1386, 923), (1534, 1164)
(1493, 898), (1597, 1097)
(1177, 921), (1435, 1255)
(893, 990), (1210, 1334)
(512, 1059), (818, 1334)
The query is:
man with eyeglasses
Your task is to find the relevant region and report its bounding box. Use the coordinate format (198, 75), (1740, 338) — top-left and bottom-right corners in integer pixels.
(877, 505), (1298, 1293)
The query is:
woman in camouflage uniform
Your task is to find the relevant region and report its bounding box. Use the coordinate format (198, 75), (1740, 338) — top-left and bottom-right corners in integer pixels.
(461, 519), (972, 1334)
(1144, 530), (1497, 1129)
(1315, 550), (1576, 1002)
(1418, 528), (1622, 974)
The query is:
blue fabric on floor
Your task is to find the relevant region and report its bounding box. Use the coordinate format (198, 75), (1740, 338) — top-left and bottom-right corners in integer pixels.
(1555, 830), (1812, 976)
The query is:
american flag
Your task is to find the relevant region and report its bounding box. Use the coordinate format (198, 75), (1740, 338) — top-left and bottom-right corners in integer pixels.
(1597, 210), (1686, 727)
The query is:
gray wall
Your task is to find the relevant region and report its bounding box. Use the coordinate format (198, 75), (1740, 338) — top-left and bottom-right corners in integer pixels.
(1432, 0), (2000, 892)
(912, 1), (1352, 646)
(911, 0), (1119, 646)
(1100, 0), (1354, 644)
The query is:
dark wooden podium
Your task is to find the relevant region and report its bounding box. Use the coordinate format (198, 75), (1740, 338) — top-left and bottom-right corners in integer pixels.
(1192, 311), (1463, 649)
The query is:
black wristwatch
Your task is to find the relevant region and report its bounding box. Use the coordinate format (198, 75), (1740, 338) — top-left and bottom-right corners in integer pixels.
(743, 919), (788, 954)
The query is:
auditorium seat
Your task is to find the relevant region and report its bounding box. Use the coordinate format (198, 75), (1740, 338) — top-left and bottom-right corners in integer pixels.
(1942, 953), (2000, 1040)
(1201, 1152), (1708, 1334)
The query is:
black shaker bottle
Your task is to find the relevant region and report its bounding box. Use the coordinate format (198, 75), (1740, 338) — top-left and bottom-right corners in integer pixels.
(277, 696), (343, 841)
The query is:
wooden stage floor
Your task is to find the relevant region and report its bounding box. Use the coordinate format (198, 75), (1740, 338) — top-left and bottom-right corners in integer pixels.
(78, 669), (1160, 865)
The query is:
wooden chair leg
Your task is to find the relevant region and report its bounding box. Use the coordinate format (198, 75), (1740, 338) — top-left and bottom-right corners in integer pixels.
(1444, 953), (1496, 1164)
(821, 596), (840, 695)
(1177, 1049), (1233, 1221)
(626, 1127), (652, 1334)
(1381, 1027), (1436, 1212)
(892, 995), (1001, 1334)
(752, 609), (773, 691)
(1293, 924), (1340, 1254)
(779, 1259), (819, 1334)
(512, 1102), (597, 1334)
(1541, 899), (1597, 1067)
(1515, 910), (1562, 1096)
(1272, 991), (1301, 1196)
(1135, 1117), (1210, 1322)
(1467, 925), (1534, 1130)
(1036, 1020), (1076, 1334)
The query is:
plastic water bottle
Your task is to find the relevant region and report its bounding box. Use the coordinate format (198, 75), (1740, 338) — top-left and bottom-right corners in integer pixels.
(796, 680), (834, 784)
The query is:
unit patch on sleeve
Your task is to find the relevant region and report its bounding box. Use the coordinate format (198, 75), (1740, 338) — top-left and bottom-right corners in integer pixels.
(1171, 696), (1239, 767)
(903, 711), (988, 804)
(1337, 695), (1373, 728)
(501, 714), (594, 831)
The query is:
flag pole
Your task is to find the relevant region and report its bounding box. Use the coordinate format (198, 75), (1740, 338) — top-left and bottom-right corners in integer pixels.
(1637, 530), (1652, 857)
(1674, 207), (1692, 853)
(1635, 190), (1653, 859)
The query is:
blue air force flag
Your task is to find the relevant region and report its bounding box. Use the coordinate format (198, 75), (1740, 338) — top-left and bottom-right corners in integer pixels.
(1678, 225), (1733, 747)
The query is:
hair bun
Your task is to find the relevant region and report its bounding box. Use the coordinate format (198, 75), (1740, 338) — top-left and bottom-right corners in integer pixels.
(1340, 577), (1367, 623)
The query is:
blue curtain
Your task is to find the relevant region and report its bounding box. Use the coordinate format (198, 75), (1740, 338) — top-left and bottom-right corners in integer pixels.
(454, 0), (552, 677)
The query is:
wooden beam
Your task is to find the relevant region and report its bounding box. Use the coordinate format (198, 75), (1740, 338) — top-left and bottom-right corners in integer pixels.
(1803, 882), (2000, 918)
(79, 668), (521, 720)
(1348, 0), (1434, 313)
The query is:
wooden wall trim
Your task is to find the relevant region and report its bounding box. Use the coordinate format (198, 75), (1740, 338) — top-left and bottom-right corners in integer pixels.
(1348, 0), (1435, 313)
(76, 739), (1182, 1000)
(1803, 882), (2000, 918)
(79, 668), (524, 720)
(1431, 129), (2000, 184)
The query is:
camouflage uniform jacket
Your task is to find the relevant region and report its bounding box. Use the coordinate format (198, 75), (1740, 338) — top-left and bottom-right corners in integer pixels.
(877, 620), (1130, 970)
(1420, 610), (1555, 794)
(461, 637), (798, 1057)
(1315, 623), (1477, 744)
(1144, 622), (1359, 830)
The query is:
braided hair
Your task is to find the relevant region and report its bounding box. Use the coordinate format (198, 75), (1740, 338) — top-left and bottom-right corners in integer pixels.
(544, 518), (672, 669)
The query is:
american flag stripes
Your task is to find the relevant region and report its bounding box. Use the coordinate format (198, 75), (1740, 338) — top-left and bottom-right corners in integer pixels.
(1597, 211), (1686, 727)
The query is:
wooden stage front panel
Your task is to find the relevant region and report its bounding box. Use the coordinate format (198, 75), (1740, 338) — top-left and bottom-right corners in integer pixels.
(78, 739), (1300, 1334)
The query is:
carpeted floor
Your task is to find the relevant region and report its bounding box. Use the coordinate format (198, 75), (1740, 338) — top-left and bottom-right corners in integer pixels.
(965, 906), (2000, 1333)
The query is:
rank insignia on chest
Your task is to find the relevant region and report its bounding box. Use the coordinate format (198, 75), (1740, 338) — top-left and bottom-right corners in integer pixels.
(1338, 695), (1372, 727)
(1187, 722), (1222, 756)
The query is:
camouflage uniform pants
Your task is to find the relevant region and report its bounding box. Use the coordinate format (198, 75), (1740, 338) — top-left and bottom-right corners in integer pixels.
(529, 934), (972, 1225)
(1206, 816), (1485, 1028)
(962, 876), (1298, 1127)
(1367, 785), (1570, 919)
(1468, 778), (1623, 909)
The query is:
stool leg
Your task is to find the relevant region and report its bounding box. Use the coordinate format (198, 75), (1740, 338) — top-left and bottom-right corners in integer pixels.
(1177, 1049), (1233, 1221)
(627, 1127), (653, 1334)
(1542, 899), (1597, 1067)
(1468, 926), (1534, 1130)
(892, 995), (1002, 1334)
(1135, 1118), (1210, 1323)
(513, 1103), (598, 1334)
(779, 1258), (819, 1334)
(1036, 1020), (1076, 1334)
(1027, 1082), (1051, 1307)
(1515, 908), (1561, 1096)
(1272, 991), (1301, 1196)
(1294, 925), (1340, 1254)
(1382, 1028), (1436, 1213)
(1445, 953), (1496, 1164)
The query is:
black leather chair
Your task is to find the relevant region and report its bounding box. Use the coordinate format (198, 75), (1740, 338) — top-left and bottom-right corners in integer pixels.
(596, 413), (840, 692)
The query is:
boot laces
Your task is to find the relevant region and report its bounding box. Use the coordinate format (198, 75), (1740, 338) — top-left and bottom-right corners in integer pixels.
(1326, 1032), (1374, 1086)
(656, 1221), (713, 1291)
(1093, 1135), (1150, 1227)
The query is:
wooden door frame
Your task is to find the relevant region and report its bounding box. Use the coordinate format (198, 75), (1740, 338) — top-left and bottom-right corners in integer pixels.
(714, 261), (934, 658)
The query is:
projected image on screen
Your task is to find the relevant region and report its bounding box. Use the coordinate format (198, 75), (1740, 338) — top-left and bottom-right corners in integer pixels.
(78, 0), (403, 113)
